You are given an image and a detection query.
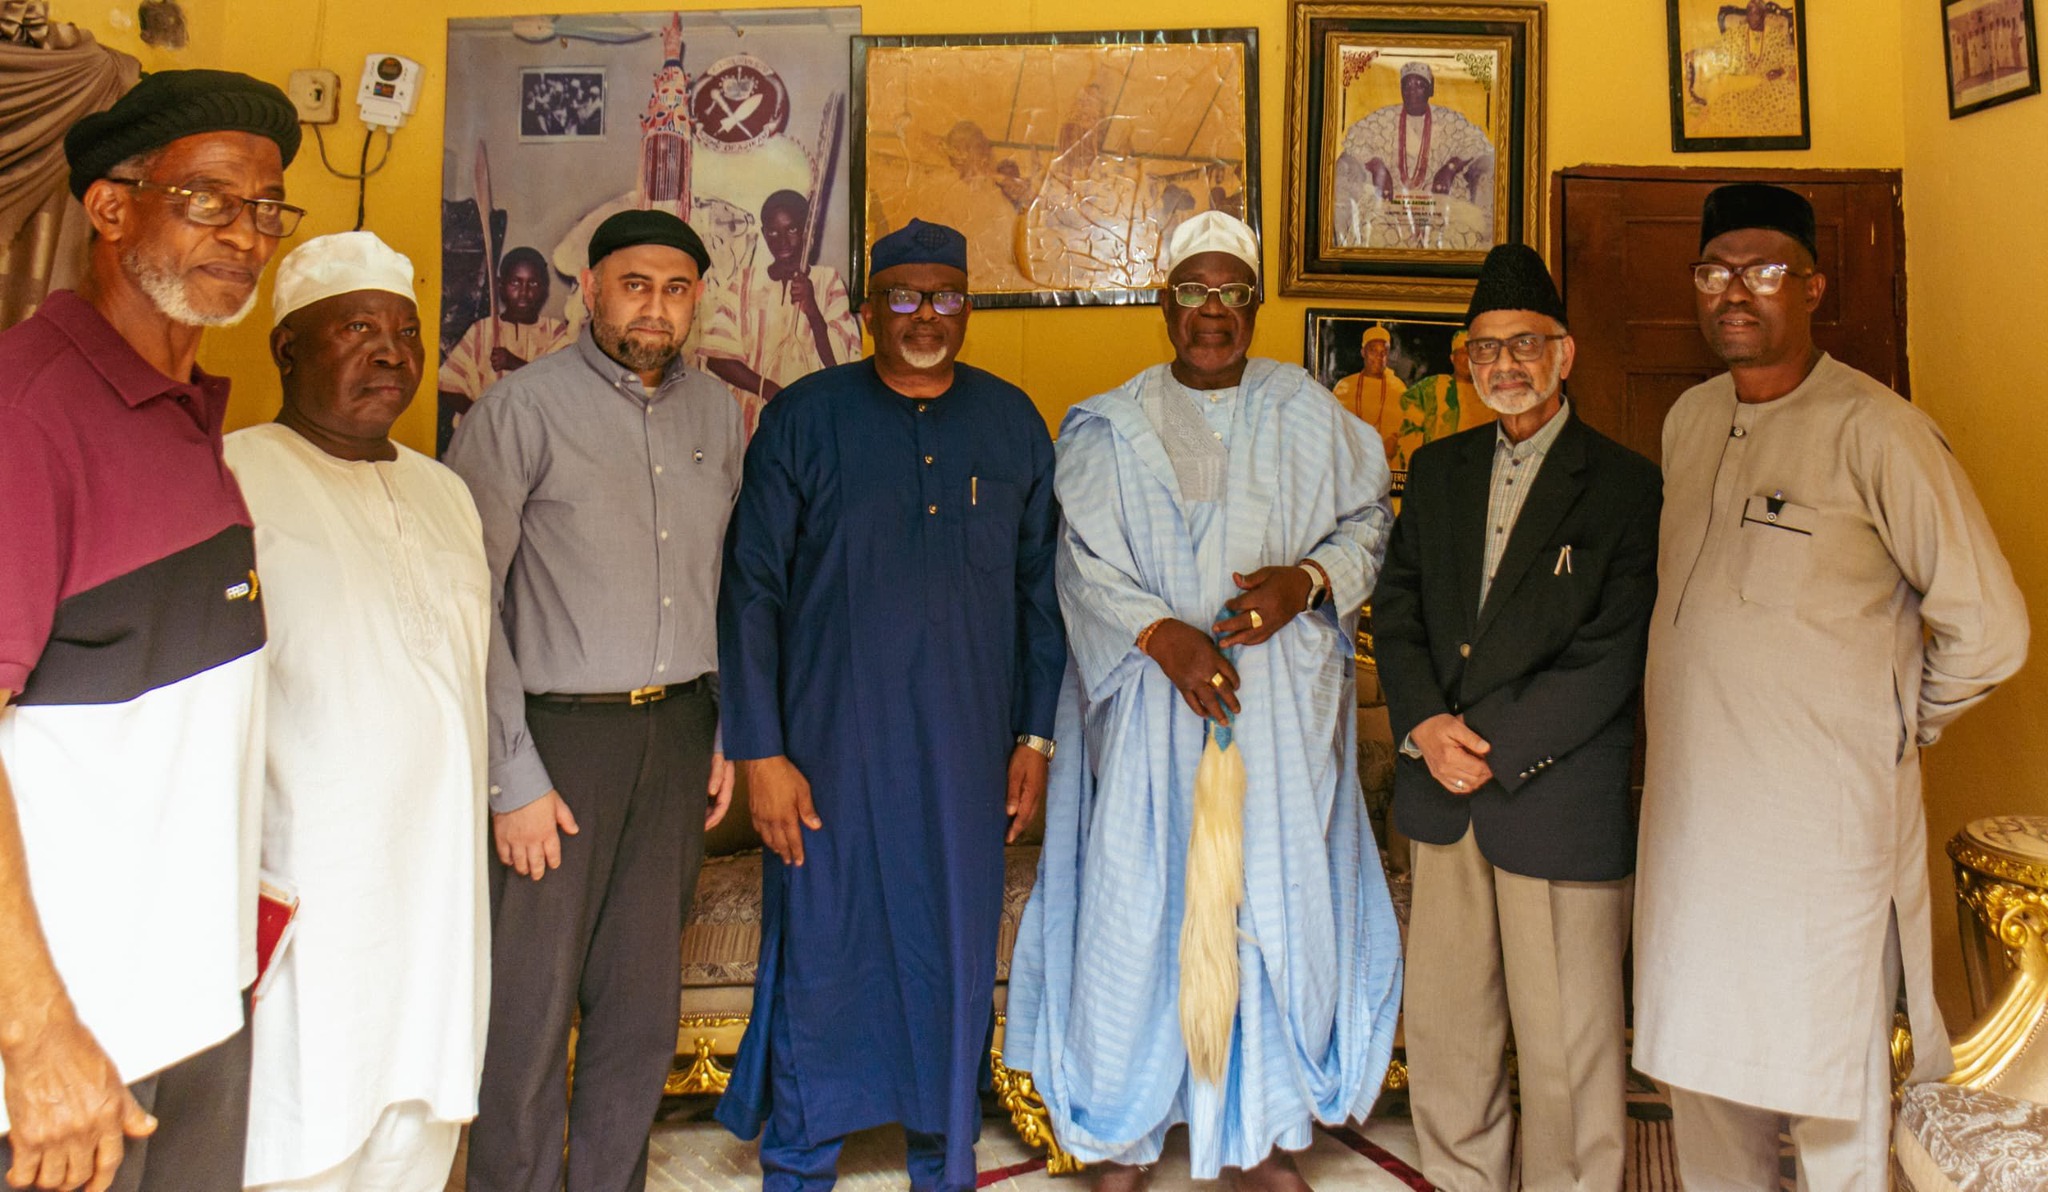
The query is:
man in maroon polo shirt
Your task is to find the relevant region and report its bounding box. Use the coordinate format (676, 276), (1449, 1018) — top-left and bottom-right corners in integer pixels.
(0, 70), (301, 1192)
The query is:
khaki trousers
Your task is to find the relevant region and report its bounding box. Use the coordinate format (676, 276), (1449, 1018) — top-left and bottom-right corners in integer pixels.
(1666, 914), (1901, 1192)
(1406, 828), (1633, 1192)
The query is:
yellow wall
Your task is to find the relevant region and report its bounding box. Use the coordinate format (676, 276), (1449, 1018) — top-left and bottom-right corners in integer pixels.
(69, 0), (2041, 1023)
(1899, 5), (2048, 1024)
(66, 0), (1908, 450)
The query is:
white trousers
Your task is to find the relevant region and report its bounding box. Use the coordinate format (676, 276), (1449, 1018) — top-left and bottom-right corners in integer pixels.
(246, 1101), (459, 1192)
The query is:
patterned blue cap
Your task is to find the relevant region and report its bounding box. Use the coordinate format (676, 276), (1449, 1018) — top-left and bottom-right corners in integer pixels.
(870, 218), (967, 278)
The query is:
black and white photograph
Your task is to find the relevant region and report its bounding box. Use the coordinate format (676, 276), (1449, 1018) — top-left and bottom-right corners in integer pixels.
(519, 68), (607, 141)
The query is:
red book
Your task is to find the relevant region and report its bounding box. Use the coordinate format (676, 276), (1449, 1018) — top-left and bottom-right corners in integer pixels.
(254, 874), (299, 1003)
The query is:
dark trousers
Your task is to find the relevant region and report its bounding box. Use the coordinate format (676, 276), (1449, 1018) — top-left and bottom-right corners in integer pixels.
(1, 997), (251, 1192)
(465, 687), (714, 1192)
(759, 986), (958, 1192)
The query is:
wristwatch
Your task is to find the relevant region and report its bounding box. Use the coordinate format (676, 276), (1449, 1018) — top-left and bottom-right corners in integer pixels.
(1017, 734), (1057, 760)
(1298, 563), (1329, 611)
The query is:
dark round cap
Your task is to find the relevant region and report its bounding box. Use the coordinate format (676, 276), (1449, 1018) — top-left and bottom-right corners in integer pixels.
(1465, 243), (1567, 329)
(65, 69), (302, 200)
(587, 208), (711, 274)
(1699, 183), (1817, 258)
(870, 218), (967, 278)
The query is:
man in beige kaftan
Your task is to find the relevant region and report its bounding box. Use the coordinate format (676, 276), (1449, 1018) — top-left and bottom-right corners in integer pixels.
(1634, 183), (2029, 1190)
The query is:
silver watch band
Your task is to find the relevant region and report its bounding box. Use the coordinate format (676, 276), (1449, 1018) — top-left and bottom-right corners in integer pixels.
(1017, 733), (1057, 760)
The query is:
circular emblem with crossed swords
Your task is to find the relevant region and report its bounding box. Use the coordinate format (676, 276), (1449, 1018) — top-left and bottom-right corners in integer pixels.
(689, 55), (790, 152)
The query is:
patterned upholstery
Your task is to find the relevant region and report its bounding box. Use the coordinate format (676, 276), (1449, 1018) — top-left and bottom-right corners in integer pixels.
(1895, 1082), (2048, 1192)
(681, 845), (1048, 988)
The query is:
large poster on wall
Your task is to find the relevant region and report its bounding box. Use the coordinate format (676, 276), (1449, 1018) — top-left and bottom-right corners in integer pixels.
(441, 8), (862, 453)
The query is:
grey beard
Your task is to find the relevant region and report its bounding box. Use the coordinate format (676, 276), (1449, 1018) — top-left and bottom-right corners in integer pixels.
(898, 343), (949, 369)
(124, 249), (257, 328)
(1476, 374), (1555, 416)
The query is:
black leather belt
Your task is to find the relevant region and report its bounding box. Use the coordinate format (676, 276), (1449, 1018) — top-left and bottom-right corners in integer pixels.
(527, 676), (709, 707)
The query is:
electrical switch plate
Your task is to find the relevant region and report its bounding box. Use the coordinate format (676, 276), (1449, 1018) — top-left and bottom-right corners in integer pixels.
(287, 68), (340, 125)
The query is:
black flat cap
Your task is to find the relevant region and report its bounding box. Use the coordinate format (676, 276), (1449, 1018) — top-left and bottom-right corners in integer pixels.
(66, 69), (301, 200)
(587, 209), (711, 274)
(1466, 243), (1567, 328)
(1699, 183), (1817, 258)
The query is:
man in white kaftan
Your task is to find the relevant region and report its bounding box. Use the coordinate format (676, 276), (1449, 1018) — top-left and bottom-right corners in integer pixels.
(230, 233), (490, 1192)
(1635, 185), (2029, 1190)
(1008, 212), (1401, 1192)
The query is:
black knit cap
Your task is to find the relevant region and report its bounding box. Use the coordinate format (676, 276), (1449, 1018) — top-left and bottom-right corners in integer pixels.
(1699, 183), (1817, 258)
(587, 208), (711, 274)
(1465, 243), (1567, 328)
(65, 69), (302, 200)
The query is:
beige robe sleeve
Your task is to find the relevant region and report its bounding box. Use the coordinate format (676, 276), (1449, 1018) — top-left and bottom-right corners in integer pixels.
(1862, 412), (2030, 743)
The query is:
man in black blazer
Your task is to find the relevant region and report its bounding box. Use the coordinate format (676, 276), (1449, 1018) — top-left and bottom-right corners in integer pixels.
(1372, 244), (1660, 1192)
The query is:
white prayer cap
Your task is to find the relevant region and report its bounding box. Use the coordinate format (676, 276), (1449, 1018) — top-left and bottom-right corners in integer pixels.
(1162, 210), (1261, 281)
(271, 230), (417, 327)
(1401, 60), (1434, 85)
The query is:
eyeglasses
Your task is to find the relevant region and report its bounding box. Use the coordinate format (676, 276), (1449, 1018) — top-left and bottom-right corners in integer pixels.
(1169, 281), (1255, 309)
(876, 287), (968, 316)
(1465, 334), (1566, 365)
(107, 179), (306, 238)
(1690, 261), (1811, 296)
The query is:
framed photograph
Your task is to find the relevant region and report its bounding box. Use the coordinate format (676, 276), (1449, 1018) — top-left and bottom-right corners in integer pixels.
(851, 29), (1259, 309)
(1305, 307), (1492, 487)
(1283, 1), (1546, 303)
(1944, 0), (2040, 118)
(519, 68), (608, 141)
(1666, 0), (1812, 151)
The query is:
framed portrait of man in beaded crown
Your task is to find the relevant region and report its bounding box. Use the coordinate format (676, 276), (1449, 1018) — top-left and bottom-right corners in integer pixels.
(1283, 1), (1547, 303)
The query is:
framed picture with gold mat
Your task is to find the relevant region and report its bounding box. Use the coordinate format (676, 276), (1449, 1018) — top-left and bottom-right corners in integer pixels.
(1666, 0), (1813, 151)
(1282, 1), (1547, 303)
(851, 29), (1259, 309)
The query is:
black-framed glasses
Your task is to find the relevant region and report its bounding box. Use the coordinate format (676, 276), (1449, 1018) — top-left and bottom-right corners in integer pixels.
(1169, 281), (1255, 309)
(1466, 333), (1566, 365)
(876, 286), (968, 316)
(1691, 261), (1811, 296)
(107, 179), (306, 238)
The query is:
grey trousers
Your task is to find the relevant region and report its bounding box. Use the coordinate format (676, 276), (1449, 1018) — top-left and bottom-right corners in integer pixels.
(0, 997), (251, 1192)
(465, 686), (714, 1192)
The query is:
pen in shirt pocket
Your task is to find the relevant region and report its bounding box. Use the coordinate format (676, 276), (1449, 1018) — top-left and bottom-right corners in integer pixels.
(971, 475), (978, 506)
(1554, 545), (1573, 575)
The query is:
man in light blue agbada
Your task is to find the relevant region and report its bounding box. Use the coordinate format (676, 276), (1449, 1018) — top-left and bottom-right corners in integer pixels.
(1007, 211), (1402, 1191)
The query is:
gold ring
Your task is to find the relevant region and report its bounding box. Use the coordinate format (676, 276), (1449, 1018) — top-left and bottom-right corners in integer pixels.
(1209, 672), (1225, 689)
(1249, 609), (1264, 630)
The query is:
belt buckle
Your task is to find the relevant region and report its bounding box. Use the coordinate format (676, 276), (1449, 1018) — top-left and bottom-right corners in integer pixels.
(628, 684), (667, 706)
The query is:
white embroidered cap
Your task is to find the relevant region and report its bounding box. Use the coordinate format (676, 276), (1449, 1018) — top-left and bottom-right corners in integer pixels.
(271, 230), (417, 326)
(1161, 210), (1260, 281)
(1400, 60), (1434, 85)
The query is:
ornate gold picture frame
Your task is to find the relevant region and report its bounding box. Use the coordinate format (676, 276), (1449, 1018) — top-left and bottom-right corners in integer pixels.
(1277, 1), (1540, 303)
(1282, 1), (1546, 303)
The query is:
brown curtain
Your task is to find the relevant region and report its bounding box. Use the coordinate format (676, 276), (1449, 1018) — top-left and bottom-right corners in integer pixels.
(0, 22), (137, 328)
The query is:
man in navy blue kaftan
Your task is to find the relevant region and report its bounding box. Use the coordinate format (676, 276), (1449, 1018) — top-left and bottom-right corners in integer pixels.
(713, 219), (1066, 1192)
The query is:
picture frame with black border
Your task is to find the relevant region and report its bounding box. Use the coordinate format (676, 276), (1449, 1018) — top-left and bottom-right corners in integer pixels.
(1943, 0), (2040, 119)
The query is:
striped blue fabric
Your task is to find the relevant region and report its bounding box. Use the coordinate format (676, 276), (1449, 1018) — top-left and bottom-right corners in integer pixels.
(1007, 360), (1404, 1178)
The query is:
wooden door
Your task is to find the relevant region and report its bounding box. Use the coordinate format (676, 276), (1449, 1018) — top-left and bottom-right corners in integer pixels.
(1554, 166), (1906, 464)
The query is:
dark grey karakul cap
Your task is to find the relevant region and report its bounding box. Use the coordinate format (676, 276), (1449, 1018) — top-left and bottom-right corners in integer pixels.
(65, 69), (301, 200)
(1465, 243), (1566, 329)
(1699, 182), (1817, 258)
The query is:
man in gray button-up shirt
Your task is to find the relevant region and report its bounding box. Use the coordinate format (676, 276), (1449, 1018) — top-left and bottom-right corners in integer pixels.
(445, 209), (743, 1192)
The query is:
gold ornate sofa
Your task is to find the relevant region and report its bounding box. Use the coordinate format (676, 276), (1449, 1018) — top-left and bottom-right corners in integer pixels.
(1892, 816), (2048, 1191)
(670, 657), (1409, 1173)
